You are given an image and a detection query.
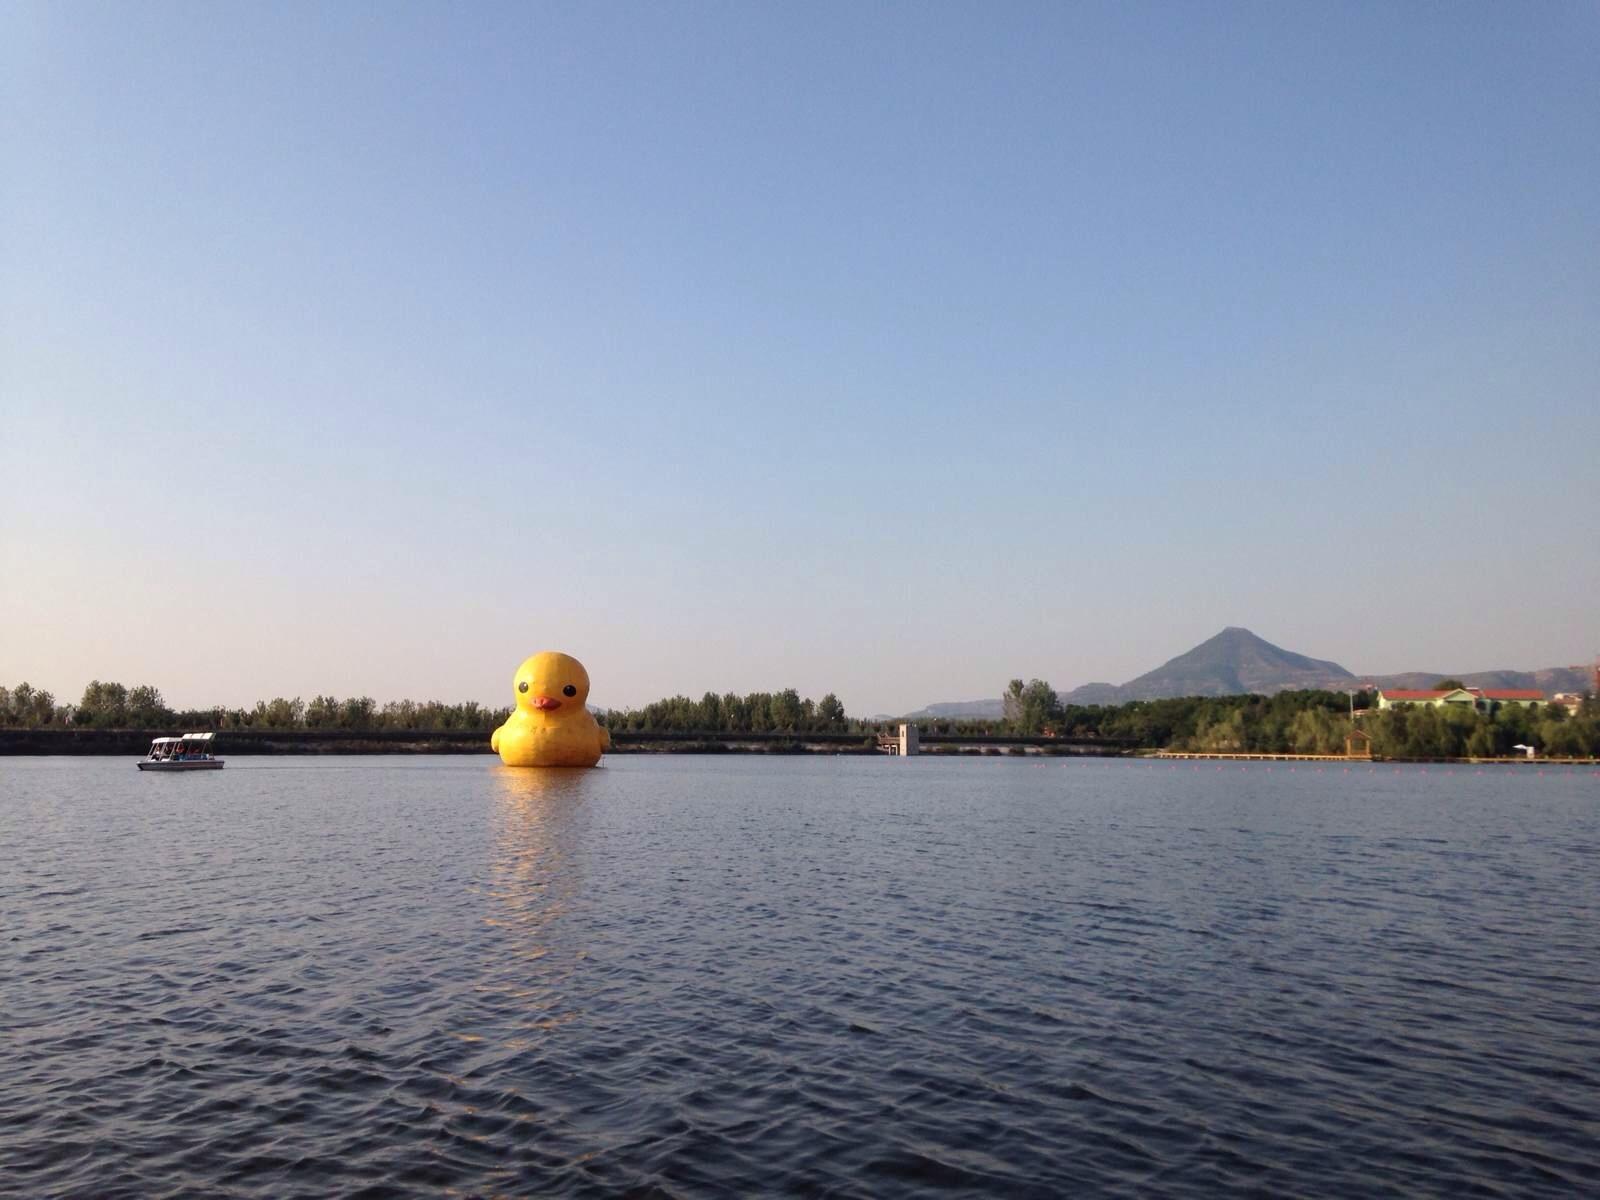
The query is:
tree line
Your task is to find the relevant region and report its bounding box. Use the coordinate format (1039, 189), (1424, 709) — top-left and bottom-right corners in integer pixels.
(998, 677), (1600, 758)
(0, 680), (507, 732)
(0, 680), (857, 736)
(595, 690), (854, 733)
(1358, 699), (1597, 760)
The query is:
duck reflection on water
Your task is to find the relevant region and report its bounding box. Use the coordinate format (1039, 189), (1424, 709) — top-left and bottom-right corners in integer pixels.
(475, 767), (600, 1041)
(487, 766), (595, 934)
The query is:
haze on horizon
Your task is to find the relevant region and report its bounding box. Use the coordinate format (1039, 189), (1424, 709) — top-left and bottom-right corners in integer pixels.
(3, 3), (1597, 718)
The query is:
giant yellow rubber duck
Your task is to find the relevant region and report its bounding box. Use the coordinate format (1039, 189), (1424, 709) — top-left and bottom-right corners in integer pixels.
(491, 651), (611, 767)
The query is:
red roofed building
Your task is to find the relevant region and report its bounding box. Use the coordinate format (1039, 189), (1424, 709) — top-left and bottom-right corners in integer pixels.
(1377, 687), (1545, 713)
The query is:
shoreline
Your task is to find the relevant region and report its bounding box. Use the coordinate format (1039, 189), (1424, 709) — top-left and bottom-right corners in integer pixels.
(0, 728), (1128, 757)
(4, 729), (1590, 764)
(1148, 750), (1600, 765)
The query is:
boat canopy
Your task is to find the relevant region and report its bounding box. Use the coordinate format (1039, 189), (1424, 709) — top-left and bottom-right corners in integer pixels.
(150, 732), (215, 744)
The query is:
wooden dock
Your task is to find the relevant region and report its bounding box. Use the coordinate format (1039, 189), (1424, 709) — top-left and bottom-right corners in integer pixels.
(1153, 751), (1364, 761)
(1151, 751), (1598, 765)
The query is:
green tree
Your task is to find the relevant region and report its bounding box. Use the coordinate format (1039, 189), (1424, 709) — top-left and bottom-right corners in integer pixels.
(379, 699), (415, 729)
(1192, 707), (1247, 752)
(126, 684), (174, 728)
(1465, 724), (1496, 758)
(1542, 720), (1587, 758)
(817, 693), (846, 728)
(261, 697), (307, 728)
(78, 680), (129, 728)
(770, 688), (803, 731)
(1493, 703), (1533, 749)
(1288, 708), (1346, 755)
(339, 696), (377, 728)
(1003, 679), (1058, 733)
(305, 695), (340, 728)
(1003, 679), (1026, 725)
(696, 692), (724, 728)
(2, 682), (56, 728)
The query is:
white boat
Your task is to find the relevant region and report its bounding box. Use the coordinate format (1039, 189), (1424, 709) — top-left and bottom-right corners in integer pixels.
(137, 732), (225, 771)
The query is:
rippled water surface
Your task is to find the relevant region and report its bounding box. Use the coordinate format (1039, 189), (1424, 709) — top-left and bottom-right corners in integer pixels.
(3, 755), (1598, 1198)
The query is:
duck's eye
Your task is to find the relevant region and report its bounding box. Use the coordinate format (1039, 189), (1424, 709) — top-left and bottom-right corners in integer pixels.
(562, 685), (577, 697)
(518, 681), (529, 693)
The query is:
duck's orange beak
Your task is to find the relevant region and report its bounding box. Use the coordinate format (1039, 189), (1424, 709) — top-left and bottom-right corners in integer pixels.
(531, 695), (563, 711)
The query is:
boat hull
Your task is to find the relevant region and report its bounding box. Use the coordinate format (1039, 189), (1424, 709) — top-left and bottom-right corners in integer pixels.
(137, 760), (225, 771)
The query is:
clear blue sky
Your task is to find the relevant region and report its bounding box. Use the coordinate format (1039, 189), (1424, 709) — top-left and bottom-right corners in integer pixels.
(3, 2), (1597, 715)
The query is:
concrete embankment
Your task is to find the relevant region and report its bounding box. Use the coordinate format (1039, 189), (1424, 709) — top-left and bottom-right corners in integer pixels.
(2, 728), (1131, 756)
(0, 728), (882, 755)
(0, 728), (494, 755)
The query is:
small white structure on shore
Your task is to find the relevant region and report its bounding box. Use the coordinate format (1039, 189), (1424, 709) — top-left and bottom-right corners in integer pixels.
(899, 723), (920, 757)
(1512, 743), (1537, 759)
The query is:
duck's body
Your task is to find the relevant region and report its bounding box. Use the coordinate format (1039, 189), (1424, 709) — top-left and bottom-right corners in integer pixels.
(491, 651), (610, 768)
(492, 708), (609, 767)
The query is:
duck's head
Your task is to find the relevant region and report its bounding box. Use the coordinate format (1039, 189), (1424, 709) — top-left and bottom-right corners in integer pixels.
(512, 651), (591, 716)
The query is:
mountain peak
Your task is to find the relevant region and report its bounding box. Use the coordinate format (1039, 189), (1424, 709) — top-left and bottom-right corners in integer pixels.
(1212, 626), (1267, 642)
(1060, 628), (1355, 703)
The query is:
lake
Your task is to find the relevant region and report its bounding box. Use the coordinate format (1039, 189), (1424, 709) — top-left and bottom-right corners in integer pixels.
(2, 755), (1597, 1197)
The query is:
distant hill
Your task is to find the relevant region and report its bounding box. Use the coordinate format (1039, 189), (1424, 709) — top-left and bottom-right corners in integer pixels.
(1366, 666), (1591, 695)
(899, 698), (1006, 721)
(1059, 627), (1355, 704)
(901, 627), (1589, 716)
(1054, 682), (1122, 706)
